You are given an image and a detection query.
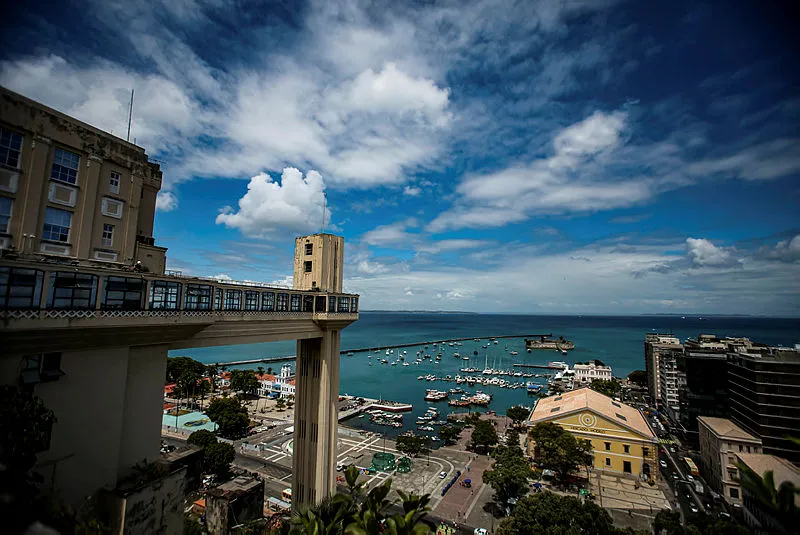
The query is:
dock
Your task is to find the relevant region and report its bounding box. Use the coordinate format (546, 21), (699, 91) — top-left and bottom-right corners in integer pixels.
(205, 333), (553, 367)
(512, 363), (565, 370)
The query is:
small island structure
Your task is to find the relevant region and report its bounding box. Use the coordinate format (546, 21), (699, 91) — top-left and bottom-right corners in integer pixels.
(525, 334), (575, 352)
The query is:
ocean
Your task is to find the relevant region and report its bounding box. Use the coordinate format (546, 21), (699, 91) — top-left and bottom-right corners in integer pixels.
(171, 313), (800, 438)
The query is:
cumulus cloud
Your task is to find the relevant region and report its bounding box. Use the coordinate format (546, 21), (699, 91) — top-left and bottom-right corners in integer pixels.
(156, 191), (178, 212)
(757, 235), (800, 263)
(356, 259), (390, 275)
(360, 219), (419, 247)
(215, 168), (329, 237)
(686, 238), (741, 268)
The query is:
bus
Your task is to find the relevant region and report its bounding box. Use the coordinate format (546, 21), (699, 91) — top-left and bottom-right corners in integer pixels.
(684, 457), (699, 477)
(282, 488), (292, 503)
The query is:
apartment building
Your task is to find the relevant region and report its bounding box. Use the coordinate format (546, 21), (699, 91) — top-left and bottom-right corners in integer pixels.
(572, 360), (612, 384)
(697, 416), (762, 506)
(658, 349), (685, 424)
(727, 346), (800, 463)
(736, 453), (800, 535)
(0, 87), (166, 272)
(644, 334), (682, 408)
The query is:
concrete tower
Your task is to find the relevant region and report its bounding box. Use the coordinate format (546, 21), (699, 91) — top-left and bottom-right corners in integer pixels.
(291, 233), (349, 508)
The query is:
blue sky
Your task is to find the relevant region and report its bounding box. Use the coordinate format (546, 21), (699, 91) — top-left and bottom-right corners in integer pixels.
(2, 0), (798, 315)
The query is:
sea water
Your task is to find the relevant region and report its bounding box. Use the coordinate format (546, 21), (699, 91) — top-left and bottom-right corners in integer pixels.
(172, 313), (799, 438)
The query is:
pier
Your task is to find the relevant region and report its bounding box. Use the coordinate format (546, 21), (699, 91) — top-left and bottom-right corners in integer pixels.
(512, 363), (566, 370)
(206, 333), (554, 367)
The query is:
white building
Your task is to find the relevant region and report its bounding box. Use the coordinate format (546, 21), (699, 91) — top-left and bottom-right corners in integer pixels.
(572, 360), (612, 384)
(256, 364), (295, 398)
(658, 350), (685, 423)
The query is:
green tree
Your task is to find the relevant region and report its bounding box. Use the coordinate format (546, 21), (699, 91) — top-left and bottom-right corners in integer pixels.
(590, 379), (620, 398)
(344, 465), (366, 498)
(396, 435), (430, 457)
(196, 379), (211, 410)
(505, 427), (521, 448)
(205, 441), (235, 479)
(166, 356), (206, 384)
(483, 444), (533, 506)
(506, 406), (530, 428)
(653, 510), (682, 534)
(528, 422), (593, 483)
(497, 491), (620, 535)
(276, 397), (286, 411)
(627, 370), (647, 387)
(206, 397), (250, 438)
(736, 460), (799, 532)
(187, 429), (218, 449)
(438, 425), (462, 445)
(230, 369), (260, 397)
(470, 419), (499, 451)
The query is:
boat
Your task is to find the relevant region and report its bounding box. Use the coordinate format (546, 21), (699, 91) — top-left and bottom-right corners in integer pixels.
(510, 351), (518, 356)
(494, 340), (498, 345)
(381, 359), (388, 364)
(347, 352), (354, 356)
(561, 349), (568, 355)
(462, 357), (470, 360)
(424, 389), (449, 401)
(403, 362), (410, 366)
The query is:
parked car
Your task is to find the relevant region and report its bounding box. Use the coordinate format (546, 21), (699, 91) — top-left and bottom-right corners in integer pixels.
(660, 460), (668, 469)
(690, 504), (699, 514)
(439, 471), (448, 479)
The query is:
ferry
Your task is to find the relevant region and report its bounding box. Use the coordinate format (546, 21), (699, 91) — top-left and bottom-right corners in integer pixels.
(424, 389), (449, 402)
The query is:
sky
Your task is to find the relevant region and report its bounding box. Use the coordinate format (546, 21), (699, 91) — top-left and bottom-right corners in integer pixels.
(2, 0), (798, 316)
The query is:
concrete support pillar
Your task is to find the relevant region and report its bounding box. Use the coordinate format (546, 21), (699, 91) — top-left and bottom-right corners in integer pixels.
(292, 329), (341, 508)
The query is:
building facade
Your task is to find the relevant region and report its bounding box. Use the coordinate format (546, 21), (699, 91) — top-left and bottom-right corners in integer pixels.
(572, 360), (612, 384)
(735, 453), (800, 535)
(697, 416), (762, 505)
(527, 388), (658, 480)
(256, 364), (296, 398)
(658, 349), (685, 424)
(727, 347), (800, 463)
(0, 87), (166, 272)
(644, 334), (682, 408)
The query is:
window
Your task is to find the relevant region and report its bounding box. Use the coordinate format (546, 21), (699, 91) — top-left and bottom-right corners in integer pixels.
(51, 148), (80, 185)
(738, 445), (743, 452)
(276, 293), (289, 311)
(302, 295), (313, 312)
(730, 488), (739, 499)
(604, 442), (611, 451)
(101, 197), (124, 219)
(47, 272), (97, 309)
(109, 171), (121, 194)
(185, 284), (212, 310)
(21, 353), (64, 386)
(224, 289), (242, 310)
(337, 296), (350, 313)
(304, 261), (312, 273)
(615, 413), (627, 421)
(315, 295), (326, 312)
(290, 294), (301, 312)
(623, 444), (630, 454)
(261, 291), (275, 311)
(746, 446), (750, 453)
(0, 196), (12, 233)
(623, 461), (632, 473)
(0, 267), (43, 309)
(244, 290), (259, 310)
(328, 295), (337, 312)
(550, 407), (560, 413)
(351, 297), (358, 312)
(42, 207), (72, 242)
(611, 401), (621, 408)
(605, 458), (611, 466)
(0, 127), (23, 168)
(214, 288), (223, 310)
(102, 277), (144, 310)
(149, 280), (182, 310)
(643, 447), (650, 457)
(101, 224), (114, 247)
(305, 243), (313, 255)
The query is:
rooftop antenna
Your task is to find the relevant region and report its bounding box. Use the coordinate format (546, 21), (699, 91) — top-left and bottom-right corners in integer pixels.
(320, 191), (327, 234)
(126, 88), (134, 142)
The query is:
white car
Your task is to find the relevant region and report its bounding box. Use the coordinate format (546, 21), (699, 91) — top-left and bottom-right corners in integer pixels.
(687, 474), (695, 482)
(439, 471), (448, 479)
(690, 504), (699, 513)
(474, 529), (488, 535)
(660, 460), (667, 469)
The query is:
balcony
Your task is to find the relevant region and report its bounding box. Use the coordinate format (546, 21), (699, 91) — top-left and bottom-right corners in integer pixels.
(0, 259), (358, 355)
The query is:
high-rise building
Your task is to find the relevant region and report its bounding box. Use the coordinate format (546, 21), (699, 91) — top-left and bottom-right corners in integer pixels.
(658, 349), (685, 423)
(0, 89), (359, 529)
(644, 334), (681, 408)
(727, 346), (800, 463)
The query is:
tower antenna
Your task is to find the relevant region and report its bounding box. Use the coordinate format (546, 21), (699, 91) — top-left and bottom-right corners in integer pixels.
(320, 192), (327, 233)
(126, 89), (134, 142)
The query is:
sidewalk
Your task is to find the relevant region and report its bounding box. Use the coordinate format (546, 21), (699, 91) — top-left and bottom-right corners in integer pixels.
(434, 454), (491, 524)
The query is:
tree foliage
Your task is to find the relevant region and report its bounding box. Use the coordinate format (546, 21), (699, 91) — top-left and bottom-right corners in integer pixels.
(590, 379), (620, 398)
(206, 397), (250, 438)
(506, 406), (530, 427)
(653, 509), (752, 535)
(396, 434), (430, 457)
(471, 419), (499, 450)
(167, 356), (207, 384)
(205, 442), (235, 479)
(627, 370), (647, 387)
(230, 369), (260, 396)
(528, 422), (593, 483)
(497, 491), (622, 535)
(438, 425), (462, 445)
(483, 443), (533, 506)
(187, 429), (218, 449)
(735, 461), (799, 532)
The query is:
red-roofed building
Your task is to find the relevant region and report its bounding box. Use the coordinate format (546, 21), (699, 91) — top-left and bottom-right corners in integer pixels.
(164, 383), (176, 398)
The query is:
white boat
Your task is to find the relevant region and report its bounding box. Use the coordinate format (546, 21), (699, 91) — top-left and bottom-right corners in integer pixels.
(510, 351), (518, 356)
(403, 362), (410, 367)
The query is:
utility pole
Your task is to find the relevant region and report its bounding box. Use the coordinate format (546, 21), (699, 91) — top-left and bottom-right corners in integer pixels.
(126, 89), (134, 142)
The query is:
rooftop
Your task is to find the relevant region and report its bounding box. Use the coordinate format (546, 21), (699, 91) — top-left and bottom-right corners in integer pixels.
(215, 476), (261, 494)
(736, 453), (800, 506)
(698, 417), (761, 442)
(528, 387), (653, 438)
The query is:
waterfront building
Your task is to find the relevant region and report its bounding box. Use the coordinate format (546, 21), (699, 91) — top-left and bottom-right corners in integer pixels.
(526, 387), (658, 480)
(658, 349), (685, 424)
(735, 452), (800, 534)
(0, 90), (358, 527)
(572, 360), (612, 384)
(644, 334), (682, 409)
(256, 364), (296, 398)
(727, 346), (800, 463)
(697, 417), (762, 506)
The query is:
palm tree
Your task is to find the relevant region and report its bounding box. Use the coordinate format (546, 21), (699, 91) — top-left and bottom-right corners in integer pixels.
(736, 460), (799, 531)
(290, 494), (354, 535)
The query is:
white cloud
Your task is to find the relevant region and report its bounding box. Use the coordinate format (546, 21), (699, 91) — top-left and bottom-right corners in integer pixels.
(215, 168), (329, 237)
(156, 191), (178, 212)
(416, 239), (491, 254)
(757, 235), (800, 263)
(403, 185), (422, 196)
(686, 238), (741, 268)
(356, 259), (390, 275)
(688, 139), (800, 181)
(360, 219), (418, 247)
(210, 273), (232, 281)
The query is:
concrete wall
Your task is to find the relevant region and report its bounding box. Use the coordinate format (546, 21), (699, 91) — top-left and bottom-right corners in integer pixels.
(293, 234), (344, 293)
(102, 466), (186, 535)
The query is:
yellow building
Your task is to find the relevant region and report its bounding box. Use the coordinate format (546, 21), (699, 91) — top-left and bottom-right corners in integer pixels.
(526, 387), (659, 479)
